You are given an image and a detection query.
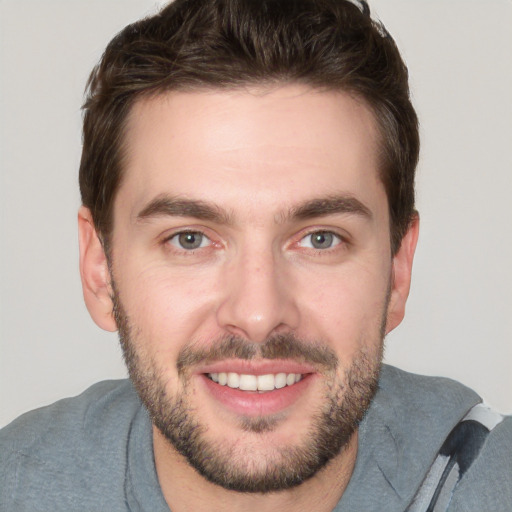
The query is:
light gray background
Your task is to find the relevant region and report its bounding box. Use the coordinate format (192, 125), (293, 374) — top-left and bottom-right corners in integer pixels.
(1, 0), (511, 427)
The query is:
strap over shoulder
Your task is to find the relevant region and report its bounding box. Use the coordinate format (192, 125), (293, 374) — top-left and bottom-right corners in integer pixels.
(406, 403), (505, 512)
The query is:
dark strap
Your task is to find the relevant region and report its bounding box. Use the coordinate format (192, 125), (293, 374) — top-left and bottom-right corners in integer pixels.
(406, 403), (504, 512)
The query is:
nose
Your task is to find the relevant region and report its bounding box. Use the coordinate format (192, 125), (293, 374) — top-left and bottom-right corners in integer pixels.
(216, 245), (300, 343)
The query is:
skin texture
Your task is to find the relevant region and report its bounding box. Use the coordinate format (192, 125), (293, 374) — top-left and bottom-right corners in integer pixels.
(78, 84), (419, 512)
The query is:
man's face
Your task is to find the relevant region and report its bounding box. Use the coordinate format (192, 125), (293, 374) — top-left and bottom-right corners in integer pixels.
(104, 85), (405, 491)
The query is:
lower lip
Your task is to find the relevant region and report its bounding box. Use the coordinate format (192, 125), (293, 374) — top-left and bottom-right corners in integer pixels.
(199, 373), (314, 417)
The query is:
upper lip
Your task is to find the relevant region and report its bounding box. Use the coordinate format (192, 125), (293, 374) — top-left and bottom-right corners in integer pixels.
(195, 359), (317, 376)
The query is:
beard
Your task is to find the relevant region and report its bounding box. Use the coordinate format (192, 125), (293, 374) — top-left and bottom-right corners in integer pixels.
(112, 285), (385, 493)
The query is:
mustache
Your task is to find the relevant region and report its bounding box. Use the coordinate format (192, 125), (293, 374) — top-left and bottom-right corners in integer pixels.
(177, 333), (338, 375)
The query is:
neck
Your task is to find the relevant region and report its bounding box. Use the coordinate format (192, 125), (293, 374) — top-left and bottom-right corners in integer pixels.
(153, 425), (358, 512)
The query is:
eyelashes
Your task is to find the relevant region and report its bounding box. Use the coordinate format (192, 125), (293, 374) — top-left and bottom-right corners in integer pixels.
(167, 231), (212, 251)
(297, 231), (342, 250)
(162, 228), (347, 256)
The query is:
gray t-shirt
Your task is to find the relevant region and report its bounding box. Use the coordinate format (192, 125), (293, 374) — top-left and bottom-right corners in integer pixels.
(1, 365), (511, 511)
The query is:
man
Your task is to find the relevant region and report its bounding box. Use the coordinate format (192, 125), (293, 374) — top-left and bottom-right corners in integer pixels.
(0, 0), (510, 510)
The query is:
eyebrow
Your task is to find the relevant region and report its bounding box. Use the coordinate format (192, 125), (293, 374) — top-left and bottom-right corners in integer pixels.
(135, 193), (371, 225)
(136, 195), (232, 224)
(287, 195), (372, 222)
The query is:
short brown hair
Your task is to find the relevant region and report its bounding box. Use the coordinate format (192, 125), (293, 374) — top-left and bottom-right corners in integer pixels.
(79, 0), (419, 255)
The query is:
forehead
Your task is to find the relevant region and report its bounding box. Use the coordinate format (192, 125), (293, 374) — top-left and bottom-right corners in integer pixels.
(118, 85), (385, 223)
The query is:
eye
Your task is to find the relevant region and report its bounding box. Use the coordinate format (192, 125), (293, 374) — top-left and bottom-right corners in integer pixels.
(168, 231), (211, 250)
(298, 231), (342, 250)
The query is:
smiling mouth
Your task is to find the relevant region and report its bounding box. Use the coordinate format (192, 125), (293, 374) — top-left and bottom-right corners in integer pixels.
(207, 372), (303, 392)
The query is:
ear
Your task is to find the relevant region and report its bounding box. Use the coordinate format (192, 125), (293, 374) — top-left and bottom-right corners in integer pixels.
(385, 215), (420, 334)
(78, 206), (117, 332)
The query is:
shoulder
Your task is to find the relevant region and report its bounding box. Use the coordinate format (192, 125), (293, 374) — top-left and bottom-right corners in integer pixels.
(0, 379), (144, 511)
(378, 364), (481, 406)
(0, 379), (140, 455)
(372, 366), (512, 510)
(349, 366), (483, 506)
(447, 415), (512, 511)
(375, 365), (482, 430)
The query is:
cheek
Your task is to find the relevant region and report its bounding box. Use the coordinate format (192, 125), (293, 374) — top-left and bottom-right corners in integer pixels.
(116, 261), (221, 348)
(295, 262), (390, 343)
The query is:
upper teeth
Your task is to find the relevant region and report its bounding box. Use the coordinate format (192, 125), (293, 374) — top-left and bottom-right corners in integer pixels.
(209, 372), (302, 391)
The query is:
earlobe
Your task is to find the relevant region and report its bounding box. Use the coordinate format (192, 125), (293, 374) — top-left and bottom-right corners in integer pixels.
(78, 206), (117, 332)
(385, 215), (420, 334)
